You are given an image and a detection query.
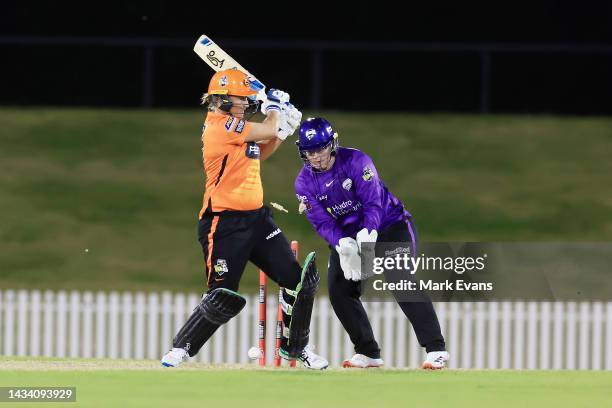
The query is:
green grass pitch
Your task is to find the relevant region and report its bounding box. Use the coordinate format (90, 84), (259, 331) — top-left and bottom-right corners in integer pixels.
(0, 358), (610, 407)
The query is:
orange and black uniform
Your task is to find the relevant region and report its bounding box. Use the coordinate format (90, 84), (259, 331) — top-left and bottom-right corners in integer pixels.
(200, 112), (262, 214)
(197, 112), (301, 293)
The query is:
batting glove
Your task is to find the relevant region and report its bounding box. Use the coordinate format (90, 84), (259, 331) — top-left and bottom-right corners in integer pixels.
(260, 89), (290, 115)
(277, 103), (303, 140)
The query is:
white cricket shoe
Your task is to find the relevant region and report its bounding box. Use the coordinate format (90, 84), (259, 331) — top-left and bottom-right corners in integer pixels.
(297, 345), (329, 370)
(422, 351), (450, 369)
(161, 347), (188, 367)
(342, 353), (384, 368)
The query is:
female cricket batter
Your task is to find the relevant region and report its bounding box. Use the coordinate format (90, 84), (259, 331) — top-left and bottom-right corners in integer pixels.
(161, 69), (327, 369)
(294, 117), (449, 369)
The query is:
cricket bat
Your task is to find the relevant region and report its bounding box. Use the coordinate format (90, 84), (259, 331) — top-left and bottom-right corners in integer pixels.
(193, 34), (266, 94)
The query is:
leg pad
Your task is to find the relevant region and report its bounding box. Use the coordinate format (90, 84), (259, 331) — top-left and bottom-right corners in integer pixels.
(173, 288), (246, 356)
(282, 252), (319, 358)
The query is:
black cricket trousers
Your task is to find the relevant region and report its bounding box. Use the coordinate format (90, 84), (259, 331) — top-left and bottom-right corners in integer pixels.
(198, 206), (301, 293)
(327, 219), (446, 359)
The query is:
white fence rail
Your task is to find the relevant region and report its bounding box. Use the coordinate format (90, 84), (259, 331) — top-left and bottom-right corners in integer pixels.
(1, 290), (611, 369)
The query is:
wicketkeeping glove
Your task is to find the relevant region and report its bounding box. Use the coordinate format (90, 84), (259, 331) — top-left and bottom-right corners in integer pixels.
(356, 228), (378, 254)
(336, 237), (362, 281)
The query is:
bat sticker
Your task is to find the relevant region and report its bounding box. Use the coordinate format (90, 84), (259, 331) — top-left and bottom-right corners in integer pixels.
(207, 50), (225, 68)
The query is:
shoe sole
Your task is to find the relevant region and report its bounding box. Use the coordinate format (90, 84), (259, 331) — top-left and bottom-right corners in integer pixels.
(304, 364), (329, 370)
(421, 362), (445, 369)
(342, 360), (383, 368)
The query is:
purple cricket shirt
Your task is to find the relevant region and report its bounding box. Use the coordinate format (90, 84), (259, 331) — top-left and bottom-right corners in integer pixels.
(294, 147), (410, 247)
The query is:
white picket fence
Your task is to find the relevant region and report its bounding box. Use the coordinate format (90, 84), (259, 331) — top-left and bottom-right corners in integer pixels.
(1, 289), (611, 369)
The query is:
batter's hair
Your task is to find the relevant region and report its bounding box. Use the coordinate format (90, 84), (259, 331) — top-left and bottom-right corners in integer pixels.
(201, 94), (259, 117)
(201, 94), (227, 111)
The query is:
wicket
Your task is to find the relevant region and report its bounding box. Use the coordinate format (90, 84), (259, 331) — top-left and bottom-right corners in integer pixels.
(258, 240), (299, 367)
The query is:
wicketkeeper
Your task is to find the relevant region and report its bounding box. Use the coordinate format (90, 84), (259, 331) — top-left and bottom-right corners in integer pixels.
(294, 117), (449, 369)
(161, 69), (328, 369)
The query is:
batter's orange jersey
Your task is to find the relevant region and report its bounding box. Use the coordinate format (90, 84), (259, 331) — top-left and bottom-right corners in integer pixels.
(199, 112), (263, 217)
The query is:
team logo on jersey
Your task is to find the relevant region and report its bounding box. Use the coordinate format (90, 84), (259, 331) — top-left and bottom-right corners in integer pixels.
(316, 194), (327, 201)
(342, 178), (353, 190)
(245, 142), (260, 159)
(219, 75), (228, 87)
(235, 119), (246, 134)
(225, 117), (236, 131)
(305, 129), (317, 140)
(362, 166), (374, 181)
(214, 259), (229, 275)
